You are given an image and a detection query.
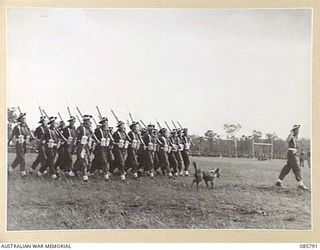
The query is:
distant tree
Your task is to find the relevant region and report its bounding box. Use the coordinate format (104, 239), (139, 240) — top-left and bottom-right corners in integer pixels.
(266, 132), (278, 141)
(252, 130), (262, 142)
(223, 123), (242, 139)
(223, 124), (241, 156)
(204, 130), (219, 155)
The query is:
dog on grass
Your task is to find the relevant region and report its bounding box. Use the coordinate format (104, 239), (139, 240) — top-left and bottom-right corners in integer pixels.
(191, 162), (221, 190)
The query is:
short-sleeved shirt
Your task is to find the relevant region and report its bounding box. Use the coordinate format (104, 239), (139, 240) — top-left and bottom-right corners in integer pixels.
(34, 125), (47, 140)
(287, 134), (299, 149)
(94, 126), (111, 141)
(158, 136), (169, 147)
(63, 125), (76, 139)
(142, 133), (153, 145)
(76, 125), (93, 143)
(44, 127), (59, 143)
(113, 130), (127, 143)
(128, 131), (139, 142)
(12, 124), (29, 139)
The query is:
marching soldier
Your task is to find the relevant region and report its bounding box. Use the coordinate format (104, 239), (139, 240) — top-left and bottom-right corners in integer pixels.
(30, 116), (48, 174)
(61, 116), (77, 176)
(137, 127), (147, 173)
(91, 117), (112, 180)
(142, 124), (156, 178)
(112, 121), (128, 181)
(171, 129), (184, 176)
(152, 128), (160, 173)
(168, 130), (178, 176)
(157, 128), (173, 177)
(54, 120), (67, 173)
(181, 128), (191, 176)
(107, 126), (116, 174)
(275, 125), (309, 190)
(126, 121), (141, 178)
(8, 113), (34, 177)
(38, 116), (62, 179)
(71, 115), (95, 182)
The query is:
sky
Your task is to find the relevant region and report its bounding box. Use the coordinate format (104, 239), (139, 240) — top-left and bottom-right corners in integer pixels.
(6, 8), (312, 139)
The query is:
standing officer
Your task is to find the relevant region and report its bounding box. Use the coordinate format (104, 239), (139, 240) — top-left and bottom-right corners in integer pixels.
(8, 113), (33, 177)
(71, 115), (95, 182)
(126, 121), (140, 178)
(181, 128), (191, 176)
(30, 116), (48, 174)
(112, 121), (128, 181)
(275, 125), (309, 190)
(61, 116), (77, 176)
(91, 117), (111, 180)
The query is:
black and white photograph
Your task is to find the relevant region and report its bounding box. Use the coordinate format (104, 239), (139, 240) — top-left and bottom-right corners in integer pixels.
(6, 8), (312, 231)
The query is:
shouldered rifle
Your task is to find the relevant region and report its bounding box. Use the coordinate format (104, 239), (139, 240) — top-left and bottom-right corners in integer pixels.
(96, 106), (103, 120)
(164, 121), (172, 133)
(67, 107), (72, 117)
(39, 106), (44, 117)
(126, 119), (131, 127)
(171, 120), (178, 130)
(76, 106), (83, 118)
(76, 115), (82, 124)
(41, 109), (49, 118)
(140, 120), (147, 128)
(17, 106), (22, 114)
(17, 106), (35, 140)
(156, 121), (162, 130)
(110, 109), (119, 122)
(177, 121), (183, 129)
(129, 113), (134, 123)
(58, 112), (64, 122)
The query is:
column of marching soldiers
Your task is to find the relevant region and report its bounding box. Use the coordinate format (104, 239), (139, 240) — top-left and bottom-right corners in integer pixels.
(8, 108), (192, 182)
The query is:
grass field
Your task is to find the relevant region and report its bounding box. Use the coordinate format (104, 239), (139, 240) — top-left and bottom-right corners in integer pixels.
(6, 153), (311, 230)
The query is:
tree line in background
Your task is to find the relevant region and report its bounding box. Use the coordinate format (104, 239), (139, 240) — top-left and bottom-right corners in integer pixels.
(7, 108), (310, 159)
(190, 124), (310, 159)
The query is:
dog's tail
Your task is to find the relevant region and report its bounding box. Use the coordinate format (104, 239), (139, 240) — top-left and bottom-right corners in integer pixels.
(193, 162), (198, 171)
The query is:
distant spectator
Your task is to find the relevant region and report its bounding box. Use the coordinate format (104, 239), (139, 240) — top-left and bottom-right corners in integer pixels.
(307, 148), (311, 168)
(299, 150), (305, 167)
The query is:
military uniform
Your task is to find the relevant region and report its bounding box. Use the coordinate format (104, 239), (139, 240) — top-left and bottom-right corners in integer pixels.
(276, 125), (308, 190)
(112, 121), (128, 180)
(91, 117), (112, 179)
(54, 121), (67, 172)
(171, 130), (184, 176)
(61, 117), (77, 174)
(157, 128), (172, 177)
(151, 129), (160, 173)
(142, 125), (156, 177)
(137, 128), (147, 173)
(8, 113), (31, 176)
(72, 115), (95, 181)
(181, 128), (191, 176)
(31, 117), (48, 172)
(38, 117), (61, 179)
(126, 122), (140, 177)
